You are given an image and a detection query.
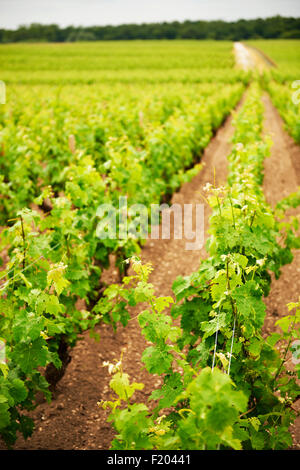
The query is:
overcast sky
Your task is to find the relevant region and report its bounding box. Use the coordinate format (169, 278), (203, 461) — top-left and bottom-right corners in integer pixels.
(0, 0), (299, 29)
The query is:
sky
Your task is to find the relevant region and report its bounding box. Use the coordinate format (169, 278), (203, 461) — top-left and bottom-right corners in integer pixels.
(0, 0), (300, 29)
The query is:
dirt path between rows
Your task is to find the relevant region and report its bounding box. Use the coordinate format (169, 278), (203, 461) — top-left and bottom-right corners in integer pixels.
(7, 97), (242, 450)
(234, 43), (255, 70)
(234, 42), (276, 73)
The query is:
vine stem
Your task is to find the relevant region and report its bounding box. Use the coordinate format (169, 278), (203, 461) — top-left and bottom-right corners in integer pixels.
(227, 317), (236, 375)
(250, 210), (256, 228)
(226, 258), (237, 376)
(229, 190), (236, 228)
(212, 314), (219, 371)
(239, 402), (258, 418)
(273, 316), (296, 387)
(19, 215), (26, 270)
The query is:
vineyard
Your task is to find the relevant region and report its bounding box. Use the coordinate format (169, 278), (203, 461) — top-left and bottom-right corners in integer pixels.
(0, 40), (299, 451)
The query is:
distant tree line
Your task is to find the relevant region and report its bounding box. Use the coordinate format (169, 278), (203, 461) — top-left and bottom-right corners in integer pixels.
(0, 16), (300, 43)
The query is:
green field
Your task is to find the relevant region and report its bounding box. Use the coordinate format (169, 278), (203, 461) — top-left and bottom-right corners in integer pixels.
(0, 40), (248, 84)
(0, 41), (248, 225)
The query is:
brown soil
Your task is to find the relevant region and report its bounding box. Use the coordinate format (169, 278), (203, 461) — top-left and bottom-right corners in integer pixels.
(246, 44), (277, 69)
(2, 91), (300, 451)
